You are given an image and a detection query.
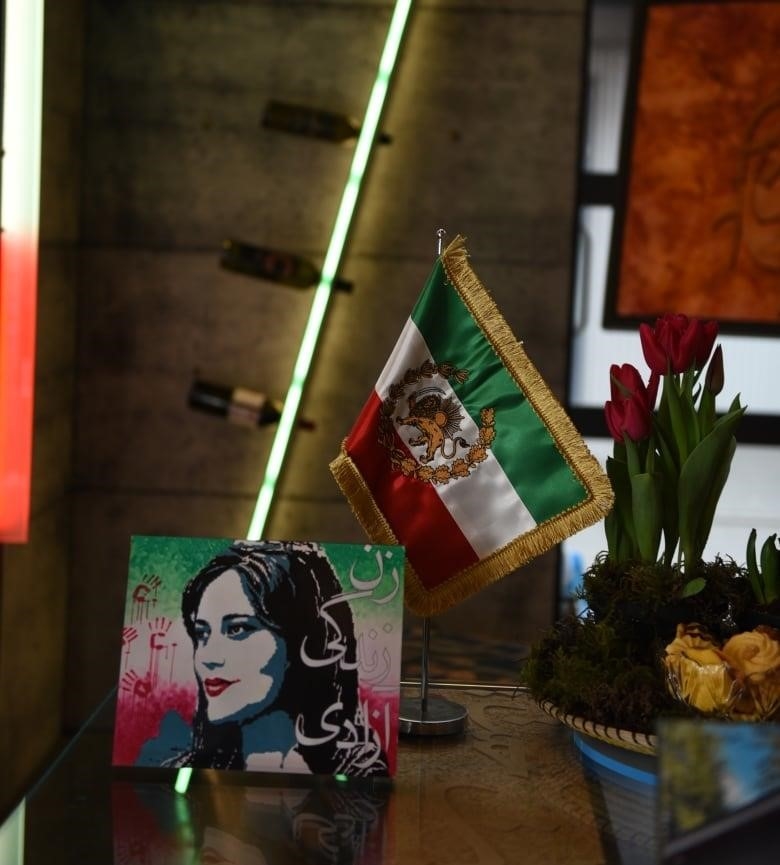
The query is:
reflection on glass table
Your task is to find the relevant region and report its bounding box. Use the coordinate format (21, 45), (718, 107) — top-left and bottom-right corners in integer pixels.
(2, 685), (665, 864)
(658, 719), (780, 865)
(113, 779), (390, 865)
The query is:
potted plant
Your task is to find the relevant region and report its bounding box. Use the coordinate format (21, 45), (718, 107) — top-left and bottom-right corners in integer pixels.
(524, 314), (780, 741)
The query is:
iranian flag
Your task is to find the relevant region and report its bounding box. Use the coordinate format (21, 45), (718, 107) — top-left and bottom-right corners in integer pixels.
(330, 235), (613, 616)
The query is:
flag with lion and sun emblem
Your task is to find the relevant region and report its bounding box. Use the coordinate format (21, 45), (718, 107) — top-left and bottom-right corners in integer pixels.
(330, 235), (613, 617)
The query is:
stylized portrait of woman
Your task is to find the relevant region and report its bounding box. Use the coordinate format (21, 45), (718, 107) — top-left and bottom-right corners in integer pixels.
(114, 539), (402, 777)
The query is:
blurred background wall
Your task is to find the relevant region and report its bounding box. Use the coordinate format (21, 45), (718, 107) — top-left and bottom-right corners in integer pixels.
(0, 0), (585, 815)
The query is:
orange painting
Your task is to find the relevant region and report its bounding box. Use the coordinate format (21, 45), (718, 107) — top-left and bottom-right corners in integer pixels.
(611, 2), (780, 329)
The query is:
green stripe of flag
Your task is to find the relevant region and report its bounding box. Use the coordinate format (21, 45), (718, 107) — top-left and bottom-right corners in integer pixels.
(411, 260), (587, 522)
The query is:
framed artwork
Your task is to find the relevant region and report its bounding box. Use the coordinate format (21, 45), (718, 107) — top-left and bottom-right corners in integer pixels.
(604, 0), (780, 334)
(112, 537), (404, 777)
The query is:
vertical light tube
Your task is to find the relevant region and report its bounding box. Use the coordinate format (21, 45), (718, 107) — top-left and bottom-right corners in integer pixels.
(177, 0), (413, 797)
(0, 800), (25, 865)
(246, 0), (413, 540)
(0, 0), (45, 542)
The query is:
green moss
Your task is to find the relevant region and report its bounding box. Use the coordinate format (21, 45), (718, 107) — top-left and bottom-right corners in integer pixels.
(522, 558), (755, 733)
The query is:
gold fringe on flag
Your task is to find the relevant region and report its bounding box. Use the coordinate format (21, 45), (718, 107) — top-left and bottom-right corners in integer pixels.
(330, 235), (614, 617)
(329, 449), (402, 551)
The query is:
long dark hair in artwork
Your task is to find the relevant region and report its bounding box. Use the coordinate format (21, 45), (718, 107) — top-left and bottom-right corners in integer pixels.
(180, 540), (385, 775)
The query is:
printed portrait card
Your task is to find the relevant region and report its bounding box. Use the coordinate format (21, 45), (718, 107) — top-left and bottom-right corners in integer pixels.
(112, 537), (404, 777)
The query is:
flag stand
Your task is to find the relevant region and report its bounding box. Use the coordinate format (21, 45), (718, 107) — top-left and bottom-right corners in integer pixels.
(332, 227), (614, 736)
(397, 229), (468, 737)
(399, 616), (468, 735)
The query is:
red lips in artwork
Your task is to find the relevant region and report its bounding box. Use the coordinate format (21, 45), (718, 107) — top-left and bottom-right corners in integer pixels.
(204, 678), (238, 698)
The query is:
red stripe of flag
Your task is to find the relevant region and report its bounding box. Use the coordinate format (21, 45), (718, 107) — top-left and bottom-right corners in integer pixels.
(346, 391), (480, 589)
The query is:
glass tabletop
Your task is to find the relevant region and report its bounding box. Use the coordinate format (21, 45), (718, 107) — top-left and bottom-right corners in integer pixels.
(1, 685), (659, 864)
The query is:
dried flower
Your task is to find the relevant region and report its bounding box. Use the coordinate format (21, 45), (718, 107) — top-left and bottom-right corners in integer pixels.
(664, 623), (737, 714)
(722, 626), (780, 677)
(722, 626), (780, 720)
(664, 624), (780, 721)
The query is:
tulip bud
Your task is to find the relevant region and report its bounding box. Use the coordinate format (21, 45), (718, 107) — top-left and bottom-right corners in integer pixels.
(695, 321), (719, 368)
(705, 345), (724, 395)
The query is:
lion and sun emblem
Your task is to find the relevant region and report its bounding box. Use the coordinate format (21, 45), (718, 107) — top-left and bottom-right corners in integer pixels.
(377, 360), (496, 485)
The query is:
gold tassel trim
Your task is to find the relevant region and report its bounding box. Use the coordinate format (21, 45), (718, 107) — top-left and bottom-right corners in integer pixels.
(329, 447), (401, 550)
(329, 235), (614, 618)
(440, 234), (613, 518)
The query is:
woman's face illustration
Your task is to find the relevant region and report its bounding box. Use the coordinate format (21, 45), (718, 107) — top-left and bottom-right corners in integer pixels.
(193, 569), (286, 724)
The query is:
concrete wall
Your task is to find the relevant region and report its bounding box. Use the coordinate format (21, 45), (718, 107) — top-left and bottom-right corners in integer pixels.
(0, 0), (85, 817)
(65, 0), (586, 724)
(0, 3), (585, 808)
(62, 0), (585, 726)
(271, 2), (587, 661)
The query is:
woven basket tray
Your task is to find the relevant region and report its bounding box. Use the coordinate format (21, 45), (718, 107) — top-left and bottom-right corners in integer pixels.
(539, 699), (657, 756)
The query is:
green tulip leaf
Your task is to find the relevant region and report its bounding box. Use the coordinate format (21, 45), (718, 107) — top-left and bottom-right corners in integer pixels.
(697, 388), (716, 438)
(712, 401), (745, 434)
(660, 472), (680, 568)
(630, 472), (663, 563)
(663, 376), (689, 464)
(606, 457), (630, 512)
(746, 528), (766, 605)
(612, 440), (628, 465)
(682, 577), (707, 598)
(747, 527), (758, 572)
(680, 370), (701, 454)
(759, 533), (777, 574)
(760, 534), (780, 604)
(624, 436), (642, 478)
(690, 436), (736, 564)
(678, 412), (742, 568)
(653, 421), (680, 477)
(697, 407), (746, 541)
(604, 511), (620, 561)
(606, 456), (637, 559)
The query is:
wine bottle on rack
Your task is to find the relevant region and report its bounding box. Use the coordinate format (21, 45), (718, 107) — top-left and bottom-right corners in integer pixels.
(220, 239), (353, 293)
(188, 379), (315, 430)
(261, 99), (392, 145)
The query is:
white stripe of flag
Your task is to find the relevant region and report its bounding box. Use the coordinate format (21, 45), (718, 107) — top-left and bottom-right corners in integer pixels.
(374, 318), (537, 558)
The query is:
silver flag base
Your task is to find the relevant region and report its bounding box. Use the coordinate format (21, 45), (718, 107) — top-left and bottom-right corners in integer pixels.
(398, 694), (468, 736)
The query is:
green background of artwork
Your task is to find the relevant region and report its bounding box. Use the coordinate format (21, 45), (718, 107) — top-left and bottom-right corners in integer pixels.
(125, 537), (405, 626)
(322, 542), (404, 624)
(126, 535), (232, 619)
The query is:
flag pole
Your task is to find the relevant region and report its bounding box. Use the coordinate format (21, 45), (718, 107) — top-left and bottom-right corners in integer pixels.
(420, 615), (430, 714)
(399, 619), (468, 738)
(398, 229), (468, 737)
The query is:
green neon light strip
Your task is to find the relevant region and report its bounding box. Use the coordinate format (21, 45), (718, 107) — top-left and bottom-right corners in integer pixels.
(175, 0), (413, 796)
(174, 767), (193, 794)
(246, 0), (413, 541)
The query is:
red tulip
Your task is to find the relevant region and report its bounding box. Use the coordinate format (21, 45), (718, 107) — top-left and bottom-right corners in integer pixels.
(604, 363), (658, 442)
(640, 314), (719, 375)
(639, 321), (670, 374)
(693, 320), (718, 368)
